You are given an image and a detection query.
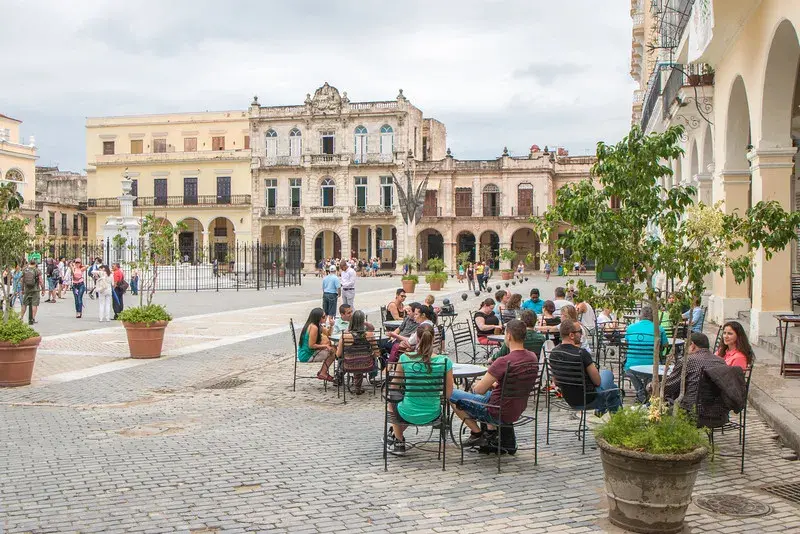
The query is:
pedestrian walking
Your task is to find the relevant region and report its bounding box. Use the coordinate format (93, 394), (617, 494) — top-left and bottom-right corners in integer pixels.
(321, 264), (341, 320)
(544, 260), (551, 281)
(112, 263), (127, 319)
(45, 258), (58, 303)
(71, 258), (87, 319)
(130, 269), (139, 295)
(19, 259), (44, 325)
(95, 265), (113, 322)
(340, 260), (356, 307)
(10, 263), (23, 308)
(466, 262), (475, 291)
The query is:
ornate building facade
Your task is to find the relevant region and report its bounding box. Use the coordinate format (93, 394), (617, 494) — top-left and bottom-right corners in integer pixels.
(630, 0), (800, 339)
(85, 83), (594, 272)
(0, 113), (38, 223)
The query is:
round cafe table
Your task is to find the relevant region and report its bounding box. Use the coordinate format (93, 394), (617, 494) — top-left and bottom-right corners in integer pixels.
(629, 365), (674, 376)
(383, 319), (403, 330)
(487, 334), (505, 344)
(449, 363), (488, 446)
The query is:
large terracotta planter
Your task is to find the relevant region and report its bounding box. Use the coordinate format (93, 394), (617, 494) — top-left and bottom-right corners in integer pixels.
(597, 438), (707, 534)
(401, 279), (417, 294)
(122, 321), (169, 359)
(501, 271), (514, 280)
(429, 280), (443, 291)
(0, 336), (41, 387)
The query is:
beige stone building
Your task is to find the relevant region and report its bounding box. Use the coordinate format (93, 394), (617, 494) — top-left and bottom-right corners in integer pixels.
(85, 83), (594, 272)
(35, 166), (88, 248)
(630, 0), (800, 340)
(0, 113), (38, 222)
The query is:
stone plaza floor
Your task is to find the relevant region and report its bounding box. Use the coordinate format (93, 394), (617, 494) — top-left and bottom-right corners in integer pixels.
(2, 274), (800, 533)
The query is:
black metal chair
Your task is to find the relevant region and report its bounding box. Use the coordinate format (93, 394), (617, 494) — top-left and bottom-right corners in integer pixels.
(455, 360), (542, 473)
(290, 318), (328, 392)
(337, 333), (379, 404)
(380, 305), (388, 328)
(470, 311), (499, 361)
(706, 360), (754, 474)
(711, 324), (724, 354)
(451, 321), (477, 364)
(383, 359), (450, 471)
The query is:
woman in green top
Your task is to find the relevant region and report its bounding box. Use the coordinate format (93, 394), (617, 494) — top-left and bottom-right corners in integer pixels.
(298, 307), (336, 382)
(388, 324), (454, 455)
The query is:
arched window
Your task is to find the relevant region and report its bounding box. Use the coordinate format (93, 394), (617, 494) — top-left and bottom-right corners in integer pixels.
(5, 169), (23, 182)
(289, 128), (302, 157)
(380, 124), (394, 156)
(265, 129), (277, 159)
(320, 177), (335, 207)
(354, 126), (368, 161)
(482, 184), (501, 217)
(517, 182), (534, 216)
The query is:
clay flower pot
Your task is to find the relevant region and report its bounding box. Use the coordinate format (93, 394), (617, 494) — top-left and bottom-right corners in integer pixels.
(0, 336), (41, 387)
(501, 271), (514, 280)
(401, 279), (417, 294)
(429, 280), (443, 291)
(122, 321), (169, 359)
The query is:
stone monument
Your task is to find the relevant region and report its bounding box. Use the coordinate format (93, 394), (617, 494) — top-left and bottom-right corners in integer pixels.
(102, 171), (141, 264)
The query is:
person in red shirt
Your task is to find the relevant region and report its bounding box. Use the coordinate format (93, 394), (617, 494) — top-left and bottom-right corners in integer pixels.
(450, 319), (539, 448)
(111, 263), (126, 319)
(716, 321), (753, 370)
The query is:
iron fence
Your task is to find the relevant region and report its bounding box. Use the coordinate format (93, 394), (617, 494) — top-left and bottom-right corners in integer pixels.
(30, 239), (302, 291)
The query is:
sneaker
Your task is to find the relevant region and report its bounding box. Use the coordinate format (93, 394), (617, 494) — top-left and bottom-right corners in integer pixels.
(389, 440), (406, 456)
(462, 431), (486, 448)
(382, 428), (396, 446)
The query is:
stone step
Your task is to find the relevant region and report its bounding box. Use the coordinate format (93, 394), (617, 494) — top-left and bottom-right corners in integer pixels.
(759, 334), (800, 365)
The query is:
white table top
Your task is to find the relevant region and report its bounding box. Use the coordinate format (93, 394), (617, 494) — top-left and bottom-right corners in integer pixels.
(452, 363), (488, 378)
(629, 365), (674, 376)
(487, 334), (506, 343)
(384, 320), (403, 329)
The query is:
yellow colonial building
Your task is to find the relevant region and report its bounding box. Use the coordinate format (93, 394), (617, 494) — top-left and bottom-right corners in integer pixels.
(631, 0), (800, 340)
(0, 113), (38, 221)
(85, 83), (594, 272)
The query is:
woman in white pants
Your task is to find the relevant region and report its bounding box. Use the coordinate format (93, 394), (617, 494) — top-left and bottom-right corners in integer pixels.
(95, 265), (113, 322)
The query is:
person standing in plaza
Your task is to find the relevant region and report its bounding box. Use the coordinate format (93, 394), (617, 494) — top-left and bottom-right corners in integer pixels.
(321, 265), (341, 322)
(112, 262), (126, 320)
(475, 262), (485, 291)
(71, 258), (87, 319)
(466, 262), (475, 291)
(56, 257), (66, 299)
(340, 260), (356, 307)
(130, 269), (139, 296)
(45, 258), (58, 303)
(95, 265), (113, 322)
(19, 259), (44, 325)
(10, 263), (23, 308)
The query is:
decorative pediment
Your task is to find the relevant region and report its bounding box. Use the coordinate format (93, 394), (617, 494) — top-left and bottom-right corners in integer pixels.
(309, 82), (342, 115)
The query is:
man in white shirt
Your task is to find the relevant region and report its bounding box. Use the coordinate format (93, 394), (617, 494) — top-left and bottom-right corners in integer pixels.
(552, 287), (572, 316)
(340, 261), (357, 307)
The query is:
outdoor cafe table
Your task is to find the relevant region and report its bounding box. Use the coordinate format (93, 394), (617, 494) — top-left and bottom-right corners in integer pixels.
(629, 365), (674, 376)
(448, 363), (488, 445)
(487, 334), (505, 344)
(383, 319), (403, 330)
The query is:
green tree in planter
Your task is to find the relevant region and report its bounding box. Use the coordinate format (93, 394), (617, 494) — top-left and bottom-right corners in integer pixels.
(534, 125), (800, 432)
(0, 184), (38, 340)
(425, 257), (448, 285)
(456, 251), (471, 268)
(499, 248), (518, 272)
(117, 214), (185, 324)
(399, 254), (420, 282)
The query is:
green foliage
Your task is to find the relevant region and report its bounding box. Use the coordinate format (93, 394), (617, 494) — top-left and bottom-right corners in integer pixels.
(399, 255), (420, 275)
(426, 257), (445, 273)
(596, 406), (708, 455)
(127, 214), (187, 307)
(0, 184), (35, 322)
(499, 248), (518, 263)
(425, 272), (448, 284)
(401, 274), (419, 283)
(479, 244), (495, 262)
(0, 314), (39, 344)
(117, 304), (173, 325)
(456, 251), (471, 267)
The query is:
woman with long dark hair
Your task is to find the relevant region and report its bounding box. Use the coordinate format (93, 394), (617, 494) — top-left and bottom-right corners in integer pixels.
(336, 310), (378, 395)
(298, 307), (336, 381)
(386, 323), (454, 456)
(717, 321), (753, 369)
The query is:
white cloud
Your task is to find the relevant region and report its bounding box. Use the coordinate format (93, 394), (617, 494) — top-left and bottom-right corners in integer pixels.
(0, 0), (636, 170)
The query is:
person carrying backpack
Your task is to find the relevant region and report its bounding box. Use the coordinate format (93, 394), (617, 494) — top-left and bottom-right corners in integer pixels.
(19, 259), (44, 325)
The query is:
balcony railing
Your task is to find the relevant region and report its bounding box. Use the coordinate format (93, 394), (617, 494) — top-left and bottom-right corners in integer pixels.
(262, 206), (302, 217)
(263, 155), (302, 167)
(311, 154), (339, 166)
(309, 206), (347, 218)
(87, 195), (251, 209)
(350, 205), (395, 216)
(483, 206), (501, 217)
(422, 206), (441, 217)
(48, 225), (56, 235)
(72, 227), (79, 236)
(92, 149), (250, 166)
(60, 227), (68, 236)
(352, 153), (394, 164)
(455, 206), (473, 217)
(512, 206), (539, 217)
(641, 67), (664, 131)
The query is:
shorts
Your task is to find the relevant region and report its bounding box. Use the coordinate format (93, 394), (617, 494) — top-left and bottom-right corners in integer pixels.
(450, 390), (499, 424)
(47, 277), (58, 291)
(22, 291), (40, 307)
(309, 348), (331, 362)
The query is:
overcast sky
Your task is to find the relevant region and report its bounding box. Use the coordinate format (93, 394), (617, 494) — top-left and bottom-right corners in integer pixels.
(1, 0), (635, 172)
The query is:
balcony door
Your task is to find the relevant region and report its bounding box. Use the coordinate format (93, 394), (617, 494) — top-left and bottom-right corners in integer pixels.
(423, 190), (438, 216)
(455, 188), (472, 217)
(154, 179), (168, 206)
(184, 177), (198, 205)
(217, 176), (231, 204)
(518, 183), (533, 216)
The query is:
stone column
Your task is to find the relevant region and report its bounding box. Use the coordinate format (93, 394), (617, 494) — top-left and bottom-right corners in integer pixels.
(370, 225), (377, 260)
(748, 147), (797, 339)
(201, 231), (208, 262)
(473, 177), (481, 217)
(280, 225), (286, 249)
(709, 169), (752, 324)
(696, 168), (713, 206)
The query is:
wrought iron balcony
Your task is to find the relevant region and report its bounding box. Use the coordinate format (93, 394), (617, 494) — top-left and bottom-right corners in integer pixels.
(483, 206), (501, 217)
(93, 148), (250, 166)
(422, 206), (441, 217)
(262, 206), (302, 217)
(455, 206), (473, 217)
(641, 67), (664, 131)
(87, 194), (251, 209)
(512, 206), (539, 217)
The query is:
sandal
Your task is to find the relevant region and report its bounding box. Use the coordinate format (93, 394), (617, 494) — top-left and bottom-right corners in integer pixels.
(316, 372), (334, 383)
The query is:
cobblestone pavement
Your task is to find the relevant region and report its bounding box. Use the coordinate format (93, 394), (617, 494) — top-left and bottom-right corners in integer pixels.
(3, 274), (800, 532)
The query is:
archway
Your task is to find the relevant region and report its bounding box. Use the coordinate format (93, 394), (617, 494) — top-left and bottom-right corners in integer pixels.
(418, 229), (444, 266)
(511, 228), (540, 270)
(208, 217), (236, 263)
(479, 230), (500, 268)
(287, 227), (304, 268)
(177, 217), (203, 263)
(314, 230), (342, 263)
(374, 225), (397, 267)
(457, 231), (476, 262)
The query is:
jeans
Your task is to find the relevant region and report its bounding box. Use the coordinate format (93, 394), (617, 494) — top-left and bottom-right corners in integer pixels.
(477, 275), (486, 291)
(131, 278), (138, 295)
(450, 390), (500, 425)
(322, 292), (338, 318)
(113, 287), (124, 318)
(586, 370), (623, 414)
(625, 369), (652, 404)
(72, 283), (85, 313)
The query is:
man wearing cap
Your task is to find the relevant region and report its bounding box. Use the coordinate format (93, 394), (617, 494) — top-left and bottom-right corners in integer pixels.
(340, 260), (356, 307)
(321, 264), (341, 320)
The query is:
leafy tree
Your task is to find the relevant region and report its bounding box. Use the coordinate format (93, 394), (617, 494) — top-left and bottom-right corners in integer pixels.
(0, 184), (34, 323)
(128, 214), (186, 307)
(534, 125), (800, 413)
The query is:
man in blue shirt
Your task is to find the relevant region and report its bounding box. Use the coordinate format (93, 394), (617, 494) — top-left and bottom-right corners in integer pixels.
(682, 298), (704, 333)
(624, 306), (668, 404)
(522, 288), (544, 315)
(321, 265), (341, 319)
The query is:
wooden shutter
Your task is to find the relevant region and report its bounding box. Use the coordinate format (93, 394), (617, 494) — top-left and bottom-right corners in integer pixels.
(518, 187), (533, 216)
(455, 188), (472, 217)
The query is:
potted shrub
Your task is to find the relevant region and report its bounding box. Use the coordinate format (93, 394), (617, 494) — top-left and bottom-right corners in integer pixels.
(117, 214), (181, 359)
(701, 64), (715, 85)
(425, 257), (447, 291)
(498, 248), (518, 280)
(0, 184), (42, 386)
(399, 255), (420, 294)
(535, 125), (800, 533)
